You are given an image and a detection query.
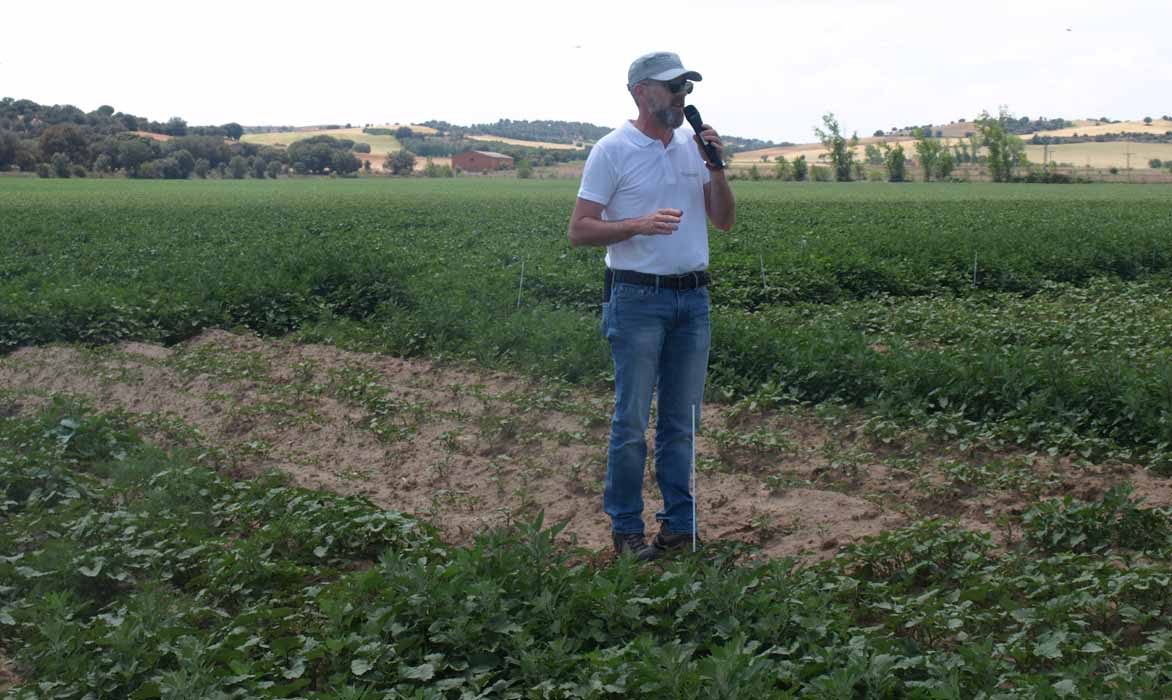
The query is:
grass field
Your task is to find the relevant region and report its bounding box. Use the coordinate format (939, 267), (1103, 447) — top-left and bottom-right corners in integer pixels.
(1026, 118), (1172, 139)
(1027, 141), (1172, 169)
(242, 127), (402, 157)
(4, 178), (1172, 697)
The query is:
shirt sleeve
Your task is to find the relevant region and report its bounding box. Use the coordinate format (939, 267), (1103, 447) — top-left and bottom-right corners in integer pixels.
(577, 146), (617, 206)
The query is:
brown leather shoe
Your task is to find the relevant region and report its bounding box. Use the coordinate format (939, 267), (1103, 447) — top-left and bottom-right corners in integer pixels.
(612, 532), (661, 561)
(654, 528), (702, 552)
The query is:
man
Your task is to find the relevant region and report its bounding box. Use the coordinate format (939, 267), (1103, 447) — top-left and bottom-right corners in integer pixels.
(567, 51), (735, 561)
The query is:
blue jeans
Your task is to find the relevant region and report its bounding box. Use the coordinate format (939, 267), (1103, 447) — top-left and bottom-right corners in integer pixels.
(601, 280), (711, 535)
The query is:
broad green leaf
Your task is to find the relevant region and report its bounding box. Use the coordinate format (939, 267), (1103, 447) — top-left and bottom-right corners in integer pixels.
(351, 658), (372, 676)
(79, 561), (103, 577)
(401, 662), (435, 681)
(282, 657), (305, 679)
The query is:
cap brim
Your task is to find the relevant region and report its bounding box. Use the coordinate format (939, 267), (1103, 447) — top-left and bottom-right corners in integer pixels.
(647, 68), (703, 82)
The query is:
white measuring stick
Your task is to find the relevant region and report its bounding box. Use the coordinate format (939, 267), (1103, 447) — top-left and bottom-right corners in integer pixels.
(516, 260), (525, 308)
(691, 403), (697, 553)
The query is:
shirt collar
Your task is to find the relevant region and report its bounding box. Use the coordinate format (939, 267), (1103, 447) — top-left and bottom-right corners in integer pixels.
(624, 120), (681, 149)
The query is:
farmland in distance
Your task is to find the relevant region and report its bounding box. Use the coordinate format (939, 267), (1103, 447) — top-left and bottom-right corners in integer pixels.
(4, 177), (1172, 697)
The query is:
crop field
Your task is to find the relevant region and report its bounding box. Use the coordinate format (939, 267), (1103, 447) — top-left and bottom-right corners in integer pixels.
(1025, 141), (1172, 170)
(4, 178), (1172, 697)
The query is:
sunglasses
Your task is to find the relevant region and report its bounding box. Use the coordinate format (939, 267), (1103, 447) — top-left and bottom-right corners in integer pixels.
(647, 79), (694, 95)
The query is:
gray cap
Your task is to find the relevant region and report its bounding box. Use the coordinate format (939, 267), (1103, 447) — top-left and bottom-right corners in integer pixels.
(627, 51), (702, 88)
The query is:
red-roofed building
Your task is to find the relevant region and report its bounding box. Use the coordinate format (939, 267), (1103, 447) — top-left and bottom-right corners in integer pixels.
(452, 150), (514, 173)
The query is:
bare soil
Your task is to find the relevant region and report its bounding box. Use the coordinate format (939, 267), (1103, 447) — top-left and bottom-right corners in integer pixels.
(0, 650), (17, 694)
(2, 330), (1168, 561)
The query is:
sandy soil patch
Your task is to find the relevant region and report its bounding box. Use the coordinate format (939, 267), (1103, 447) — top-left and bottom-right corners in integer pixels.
(3, 331), (1166, 561)
(129, 131), (171, 142)
(377, 124), (439, 136)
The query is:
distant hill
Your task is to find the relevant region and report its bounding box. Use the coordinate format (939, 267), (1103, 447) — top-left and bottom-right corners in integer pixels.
(420, 118), (779, 155)
(880, 117), (1070, 139)
(422, 119), (607, 145)
(732, 116), (1172, 171)
(242, 126), (415, 157)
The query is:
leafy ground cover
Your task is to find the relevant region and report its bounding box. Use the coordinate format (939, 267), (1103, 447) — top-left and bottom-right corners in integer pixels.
(3, 179), (1172, 463)
(3, 399), (1172, 698)
(3, 178), (1172, 696)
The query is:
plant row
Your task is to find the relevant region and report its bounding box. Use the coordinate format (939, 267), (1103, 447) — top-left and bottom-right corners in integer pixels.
(4, 180), (1172, 456)
(3, 403), (1172, 698)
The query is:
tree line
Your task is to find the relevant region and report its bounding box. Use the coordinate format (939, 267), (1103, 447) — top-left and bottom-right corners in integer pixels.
(1031, 131), (1172, 145)
(417, 118), (783, 156)
(421, 119), (610, 145)
(751, 108), (1058, 184)
(0, 98), (373, 179)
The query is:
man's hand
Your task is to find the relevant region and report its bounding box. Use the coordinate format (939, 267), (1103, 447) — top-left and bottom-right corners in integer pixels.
(633, 208), (682, 236)
(568, 199), (684, 247)
(693, 125), (725, 170)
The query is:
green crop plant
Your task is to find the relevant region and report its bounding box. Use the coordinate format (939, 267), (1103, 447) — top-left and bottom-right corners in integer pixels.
(6, 403), (1172, 697)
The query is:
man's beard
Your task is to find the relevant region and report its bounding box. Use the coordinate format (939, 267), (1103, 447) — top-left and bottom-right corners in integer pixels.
(653, 105), (685, 129)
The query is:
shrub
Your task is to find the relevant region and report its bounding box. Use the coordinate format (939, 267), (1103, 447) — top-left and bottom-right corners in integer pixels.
(265, 161), (282, 179)
(70, 164), (87, 178)
(193, 158), (210, 178)
(153, 157), (182, 179)
(385, 150), (416, 176)
(1150, 158), (1164, 169)
(811, 165), (833, 182)
(773, 156), (792, 181)
(748, 165), (761, 181)
(35, 162), (51, 178)
(792, 155), (808, 181)
(516, 158), (533, 179)
(229, 155), (247, 179)
(172, 149), (195, 178)
(352, 142), (371, 153)
(1012, 170), (1075, 184)
(287, 136), (360, 174)
(51, 152), (71, 178)
(423, 158), (450, 178)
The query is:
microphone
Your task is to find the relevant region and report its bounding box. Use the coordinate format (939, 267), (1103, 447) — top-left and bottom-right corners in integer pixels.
(683, 105), (723, 169)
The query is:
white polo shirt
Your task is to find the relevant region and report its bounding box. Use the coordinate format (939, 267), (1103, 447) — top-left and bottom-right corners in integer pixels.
(577, 120), (712, 275)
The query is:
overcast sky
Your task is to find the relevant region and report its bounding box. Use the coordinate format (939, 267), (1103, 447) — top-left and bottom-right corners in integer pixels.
(5, 0), (1170, 143)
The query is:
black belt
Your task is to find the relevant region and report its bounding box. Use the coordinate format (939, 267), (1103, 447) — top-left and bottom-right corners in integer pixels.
(604, 268), (709, 302)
